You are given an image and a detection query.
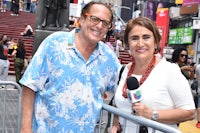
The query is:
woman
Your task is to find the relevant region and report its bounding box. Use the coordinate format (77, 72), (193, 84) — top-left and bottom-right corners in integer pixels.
(171, 47), (194, 80)
(0, 34), (10, 87)
(110, 17), (195, 133)
(20, 24), (33, 36)
(11, 38), (26, 85)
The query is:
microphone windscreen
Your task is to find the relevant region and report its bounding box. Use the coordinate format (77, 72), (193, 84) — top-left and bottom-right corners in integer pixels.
(126, 77), (139, 90)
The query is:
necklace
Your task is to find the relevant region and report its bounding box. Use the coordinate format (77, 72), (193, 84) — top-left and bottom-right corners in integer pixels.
(122, 56), (156, 98)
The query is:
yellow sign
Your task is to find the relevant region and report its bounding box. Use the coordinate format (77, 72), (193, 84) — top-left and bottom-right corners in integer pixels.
(157, 8), (168, 13)
(175, 0), (183, 4)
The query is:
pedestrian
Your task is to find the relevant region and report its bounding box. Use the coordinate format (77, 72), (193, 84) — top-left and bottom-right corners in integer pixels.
(81, 0), (85, 9)
(108, 17), (195, 133)
(0, 34), (9, 88)
(20, 24), (33, 36)
(19, 1), (120, 133)
(11, 38), (26, 85)
(105, 22), (114, 42)
(1, 0), (6, 12)
(114, 18), (122, 38)
(30, 0), (37, 13)
(171, 47), (195, 80)
(73, 17), (80, 28)
(10, 0), (19, 16)
(26, 0), (31, 11)
(7, 37), (17, 49)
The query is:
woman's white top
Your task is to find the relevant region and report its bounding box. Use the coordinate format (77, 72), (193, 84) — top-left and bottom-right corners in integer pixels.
(114, 58), (195, 133)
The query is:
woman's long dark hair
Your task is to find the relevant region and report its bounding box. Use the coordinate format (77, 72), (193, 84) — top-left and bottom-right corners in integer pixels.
(17, 38), (25, 51)
(171, 47), (188, 64)
(0, 34), (8, 44)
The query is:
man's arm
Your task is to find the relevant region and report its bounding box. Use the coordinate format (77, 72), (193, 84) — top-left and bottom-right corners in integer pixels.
(20, 86), (35, 133)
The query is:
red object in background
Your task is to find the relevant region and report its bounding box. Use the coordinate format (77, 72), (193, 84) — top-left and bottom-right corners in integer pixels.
(156, 8), (169, 56)
(157, 26), (166, 56)
(73, 0), (78, 4)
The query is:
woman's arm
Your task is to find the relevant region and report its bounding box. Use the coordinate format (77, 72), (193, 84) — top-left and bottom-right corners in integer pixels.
(132, 103), (195, 124)
(11, 49), (17, 56)
(157, 109), (195, 124)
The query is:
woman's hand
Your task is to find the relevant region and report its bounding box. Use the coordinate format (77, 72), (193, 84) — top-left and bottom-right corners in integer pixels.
(181, 65), (193, 71)
(132, 102), (153, 119)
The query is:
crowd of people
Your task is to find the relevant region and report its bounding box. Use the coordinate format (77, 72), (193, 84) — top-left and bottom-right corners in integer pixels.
(0, 2), (34, 84)
(0, 34), (28, 87)
(0, 1), (200, 133)
(0, 0), (37, 16)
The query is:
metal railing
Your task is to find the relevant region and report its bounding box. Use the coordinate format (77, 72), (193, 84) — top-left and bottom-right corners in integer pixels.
(0, 81), (22, 133)
(0, 81), (182, 133)
(99, 103), (182, 133)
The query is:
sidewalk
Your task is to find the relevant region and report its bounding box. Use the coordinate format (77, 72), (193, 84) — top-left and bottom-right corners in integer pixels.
(7, 75), (16, 82)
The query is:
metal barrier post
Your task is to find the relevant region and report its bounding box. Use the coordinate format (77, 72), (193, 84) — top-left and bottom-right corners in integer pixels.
(2, 84), (7, 133)
(0, 81), (22, 133)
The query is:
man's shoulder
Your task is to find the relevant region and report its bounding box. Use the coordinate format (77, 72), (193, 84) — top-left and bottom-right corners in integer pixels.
(49, 31), (69, 38)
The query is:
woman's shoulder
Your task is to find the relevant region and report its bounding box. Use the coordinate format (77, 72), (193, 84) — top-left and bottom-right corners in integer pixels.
(159, 58), (180, 71)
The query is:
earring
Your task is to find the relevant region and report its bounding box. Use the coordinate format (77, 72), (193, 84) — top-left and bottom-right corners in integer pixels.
(154, 48), (158, 54)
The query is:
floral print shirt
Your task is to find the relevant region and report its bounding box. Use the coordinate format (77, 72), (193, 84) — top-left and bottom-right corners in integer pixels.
(20, 29), (121, 133)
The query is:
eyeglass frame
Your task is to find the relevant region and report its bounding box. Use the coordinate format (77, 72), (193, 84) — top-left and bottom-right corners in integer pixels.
(85, 13), (112, 29)
(179, 54), (188, 58)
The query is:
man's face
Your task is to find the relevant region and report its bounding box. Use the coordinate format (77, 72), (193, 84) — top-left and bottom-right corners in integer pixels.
(79, 4), (112, 44)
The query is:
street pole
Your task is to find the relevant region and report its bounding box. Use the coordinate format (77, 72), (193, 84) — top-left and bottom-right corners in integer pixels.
(193, 4), (200, 64)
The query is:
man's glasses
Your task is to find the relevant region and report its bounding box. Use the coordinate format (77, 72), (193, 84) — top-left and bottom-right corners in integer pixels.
(85, 13), (111, 29)
(180, 54), (188, 58)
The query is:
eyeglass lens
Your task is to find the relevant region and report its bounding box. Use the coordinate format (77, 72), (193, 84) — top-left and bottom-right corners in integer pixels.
(86, 13), (111, 28)
(180, 54), (187, 58)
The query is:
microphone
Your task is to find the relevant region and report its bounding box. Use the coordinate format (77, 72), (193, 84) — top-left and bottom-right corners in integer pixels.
(126, 77), (142, 103)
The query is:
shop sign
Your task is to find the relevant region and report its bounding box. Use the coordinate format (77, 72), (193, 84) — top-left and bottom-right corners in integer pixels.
(192, 19), (200, 29)
(183, 0), (200, 6)
(180, 4), (198, 15)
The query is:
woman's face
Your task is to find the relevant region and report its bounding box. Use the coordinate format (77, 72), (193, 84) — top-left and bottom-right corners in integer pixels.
(178, 50), (188, 63)
(128, 25), (156, 61)
(2, 35), (7, 41)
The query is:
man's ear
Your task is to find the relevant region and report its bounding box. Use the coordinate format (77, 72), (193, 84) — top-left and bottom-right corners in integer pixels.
(78, 16), (85, 27)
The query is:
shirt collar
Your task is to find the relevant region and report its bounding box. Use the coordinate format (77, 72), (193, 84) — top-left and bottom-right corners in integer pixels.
(66, 28), (105, 56)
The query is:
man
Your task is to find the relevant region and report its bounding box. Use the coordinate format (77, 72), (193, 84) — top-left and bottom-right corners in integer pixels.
(114, 18), (122, 38)
(20, 2), (121, 133)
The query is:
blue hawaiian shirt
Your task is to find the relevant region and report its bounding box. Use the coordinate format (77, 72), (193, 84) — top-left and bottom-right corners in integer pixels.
(20, 29), (121, 133)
